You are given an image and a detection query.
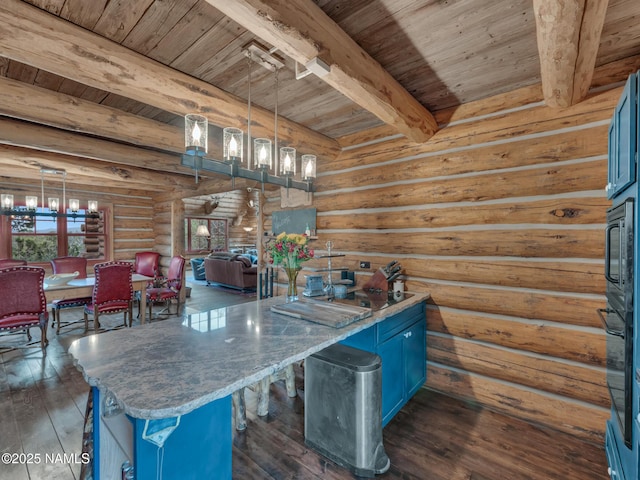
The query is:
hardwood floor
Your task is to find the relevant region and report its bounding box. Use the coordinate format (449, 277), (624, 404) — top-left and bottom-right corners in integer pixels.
(0, 280), (609, 480)
(240, 377), (609, 480)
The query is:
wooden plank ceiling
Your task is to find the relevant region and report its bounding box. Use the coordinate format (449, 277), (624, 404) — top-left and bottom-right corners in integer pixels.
(0, 0), (639, 192)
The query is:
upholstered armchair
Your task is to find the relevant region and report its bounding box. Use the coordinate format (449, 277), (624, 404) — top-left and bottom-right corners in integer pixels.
(50, 256), (91, 334)
(0, 266), (49, 350)
(84, 261), (134, 332)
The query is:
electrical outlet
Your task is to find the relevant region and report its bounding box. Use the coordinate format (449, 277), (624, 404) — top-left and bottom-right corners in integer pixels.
(359, 261), (370, 269)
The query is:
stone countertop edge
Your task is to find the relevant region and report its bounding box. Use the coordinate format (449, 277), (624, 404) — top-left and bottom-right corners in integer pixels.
(68, 292), (430, 420)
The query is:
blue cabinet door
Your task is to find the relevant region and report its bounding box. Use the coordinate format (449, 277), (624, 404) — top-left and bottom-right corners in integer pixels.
(377, 333), (404, 426)
(340, 301), (427, 427)
(606, 420), (626, 480)
(404, 319), (427, 399)
(608, 118), (617, 199)
(608, 73), (637, 198)
(132, 396), (232, 480)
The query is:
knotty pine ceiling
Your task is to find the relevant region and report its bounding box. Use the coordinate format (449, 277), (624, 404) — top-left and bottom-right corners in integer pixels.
(1, 0), (639, 192)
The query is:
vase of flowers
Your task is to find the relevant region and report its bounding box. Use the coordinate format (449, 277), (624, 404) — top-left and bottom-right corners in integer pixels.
(267, 232), (314, 302)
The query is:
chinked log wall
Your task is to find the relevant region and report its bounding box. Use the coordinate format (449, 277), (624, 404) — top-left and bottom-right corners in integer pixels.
(111, 192), (155, 262)
(0, 179), (154, 266)
(264, 80), (623, 444)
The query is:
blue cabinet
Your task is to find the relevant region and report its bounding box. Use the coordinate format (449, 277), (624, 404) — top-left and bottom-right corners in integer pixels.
(635, 415), (640, 480)
(607, 420), (625, 480)
(92, 387), (232, 480)
(341, 301), (427, 426)
(607, 73), (637, 199)
(606, 71), (640, 480)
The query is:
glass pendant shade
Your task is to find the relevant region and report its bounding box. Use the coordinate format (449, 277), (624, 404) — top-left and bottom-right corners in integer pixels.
(48, 197), (60, 212)
(178, 47), (315, 192)
(280, 147), (296, 175)
(26, 196), (38, 211)
(223, 127), (243, 163)
(1, 168), (98, 219)
(254, 138), (272, 169)
(1, 194), (14, 210)
(185, 114), (208, 156)
(69, 198), (80, 213)
(301, 154), (317, 180)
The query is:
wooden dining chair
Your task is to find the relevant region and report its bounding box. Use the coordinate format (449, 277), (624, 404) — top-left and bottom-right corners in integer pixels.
(146, 255), (186, 320)
(0, 266), (49, 350)
(50, 256), (91, 334)
(84, 261), (134, 333)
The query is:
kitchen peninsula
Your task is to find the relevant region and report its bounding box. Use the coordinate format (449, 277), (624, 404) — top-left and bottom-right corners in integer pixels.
(69, 292), (429, 480)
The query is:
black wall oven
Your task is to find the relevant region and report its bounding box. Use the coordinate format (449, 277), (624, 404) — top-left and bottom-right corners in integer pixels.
(599, 197), (634, 448)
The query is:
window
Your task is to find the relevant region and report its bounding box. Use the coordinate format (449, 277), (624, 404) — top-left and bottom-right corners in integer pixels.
(185, 217), (227, 253)
(3, 207), (108, 262)
(182, 310), (227, 332)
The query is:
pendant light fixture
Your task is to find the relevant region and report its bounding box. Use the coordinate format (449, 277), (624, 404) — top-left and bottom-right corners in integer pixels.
(181, 42), (316, 192)
(1, 169), (98, 219)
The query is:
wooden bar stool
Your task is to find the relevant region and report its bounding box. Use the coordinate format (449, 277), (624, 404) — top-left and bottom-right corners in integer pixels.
(232, 364), (296, 431)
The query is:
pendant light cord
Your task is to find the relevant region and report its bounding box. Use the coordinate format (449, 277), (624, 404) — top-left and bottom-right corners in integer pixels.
(274, 68), (279, 175)
(247, 56), (252, 168)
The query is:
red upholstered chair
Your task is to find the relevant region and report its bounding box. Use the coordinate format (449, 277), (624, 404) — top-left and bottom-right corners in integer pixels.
(84, 262), (134, 333)
(133, 251), (161, 317)
(0, 258), (27, 268)
(50, 256), (91, 334)
(146, 255), (186, 320)
(0, 266), (49, 350)
(134, 251), (160, 277)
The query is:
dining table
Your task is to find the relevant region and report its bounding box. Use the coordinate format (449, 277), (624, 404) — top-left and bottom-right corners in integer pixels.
(44, 273), (154, 324)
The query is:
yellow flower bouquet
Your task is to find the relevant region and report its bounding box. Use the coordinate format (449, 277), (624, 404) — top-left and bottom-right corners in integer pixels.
(267, 232), (314, 269)
(267, 232), (314, 300)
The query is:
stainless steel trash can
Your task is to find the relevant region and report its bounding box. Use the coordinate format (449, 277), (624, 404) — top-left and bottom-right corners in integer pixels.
(305, 343), (390, 477)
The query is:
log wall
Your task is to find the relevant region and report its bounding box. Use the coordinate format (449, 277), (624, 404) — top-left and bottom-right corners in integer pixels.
(0, 175), (258, 276)
(182, 188), (259, 253)
(0, 179), (154, 268)
(263, 83), (618, 444)
(154, 188), (260, 273)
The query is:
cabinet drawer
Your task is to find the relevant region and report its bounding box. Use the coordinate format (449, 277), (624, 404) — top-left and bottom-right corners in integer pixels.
(340, 325), (376, 351)
(377, 302), (425, 344)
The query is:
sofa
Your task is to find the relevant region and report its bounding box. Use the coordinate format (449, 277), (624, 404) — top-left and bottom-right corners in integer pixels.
(204, 253), (257, 290)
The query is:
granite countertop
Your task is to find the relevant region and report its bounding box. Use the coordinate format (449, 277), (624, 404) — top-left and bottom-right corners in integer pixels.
(68, 292), (429, 420)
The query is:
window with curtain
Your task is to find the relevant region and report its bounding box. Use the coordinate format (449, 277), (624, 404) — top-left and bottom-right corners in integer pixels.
(185, 217), (228, 253)
(3, 207), (107, 262)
